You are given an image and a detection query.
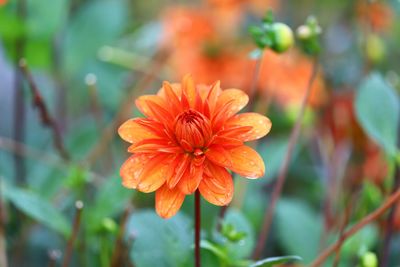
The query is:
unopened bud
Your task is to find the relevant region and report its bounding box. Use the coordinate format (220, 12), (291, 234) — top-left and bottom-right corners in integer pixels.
(271, 22), (294, 53)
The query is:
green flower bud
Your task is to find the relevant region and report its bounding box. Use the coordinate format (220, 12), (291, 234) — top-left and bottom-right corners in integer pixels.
(271, 22), (294, 53)
(366, 34), (385, 64)
(102, 217), (118, 233)
(361, 252), (378, 267)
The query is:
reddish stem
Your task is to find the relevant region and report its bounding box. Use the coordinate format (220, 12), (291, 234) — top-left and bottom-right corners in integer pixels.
(253, 57), (319, 260)
(19, 59), (70, 161)
(62, 201), (84, 267)
(195, 190), (201, 267)
(310, 187), (400, 267)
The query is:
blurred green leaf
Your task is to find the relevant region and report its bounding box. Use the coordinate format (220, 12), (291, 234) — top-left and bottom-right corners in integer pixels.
(250, 255), (302, 267)
(341, 224), (378, 258)
(64, 0), (128, 76)
(276, 198), (322, 263)
(126, 210), (192, 267)
(85, 176), (132, 233)
(218, 209), (255, 260)
(4, 184), (71, 237)
(355, 73), (400, 157)
(26, 0), (68, 38)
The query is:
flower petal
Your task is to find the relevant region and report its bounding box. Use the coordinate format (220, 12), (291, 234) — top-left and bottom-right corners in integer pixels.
(225, 113), (272, 141)
(136, 154), (172, 193)
(128, 139), (182, 154)
(215, 89), (249, 117)
(182, 74), (196, 107)
(227, 146), (265, 178)
(156, 184), (186, 219)
(120, 154), (151, 189)
(199, 162), (233, 206)
(135, 95), (168, 118)
(205, 145), (232, 168)
(118, 118), (160, 144)
(167, 153), (191, 188)
(177, 160), (203, 194)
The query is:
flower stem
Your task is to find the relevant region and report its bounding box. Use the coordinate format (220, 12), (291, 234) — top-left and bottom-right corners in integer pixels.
(62, 201), (84, 267)
(195, 190), (201, 267)
(310, 186), (400, 267)
(252, 57), (319, 260)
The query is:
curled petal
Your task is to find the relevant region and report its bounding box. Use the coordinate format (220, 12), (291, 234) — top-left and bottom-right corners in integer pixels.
(178, 160), (203, 194)
(225, 113), (272, 141)
(118, 118), (159, 144)
(120, 154), (151, 189)
(227, 146), (265, 178)
(199, 162), (233, 206)
(205, 145), (232, 168)
(215, 89), (249, 118)
(156, 184), (186, 219)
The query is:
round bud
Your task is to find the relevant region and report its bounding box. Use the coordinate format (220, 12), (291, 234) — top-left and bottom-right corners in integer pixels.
(271, 22), (294, 53)
(366, 34), (385, 64)
(296, 25), (312, 40)
(102, 217), (118, 233)
(361, 252), (378, 267)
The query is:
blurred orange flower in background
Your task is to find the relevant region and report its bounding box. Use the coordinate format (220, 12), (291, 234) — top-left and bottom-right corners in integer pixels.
(258, 49), (327, 109)
(357, 1), (394, 32)
(0, 0), (7, 6)
(118, 75), (271, 218)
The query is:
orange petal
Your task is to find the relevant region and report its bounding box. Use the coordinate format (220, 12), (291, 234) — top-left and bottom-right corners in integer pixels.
(156, 184), (186, 219)
(205, 145), (232, 168)
(178, 160), (203, 194)
(199, 162), (233, 206)
(182, 74), (196, 108)
(135, 95), (168, 118)
(215, 89), (249, 117)
(120, 154), (151, 189)
(160, 81), (182, 116)
(225, 113), (272, 141)
(128, 139), (182, 154)
(167, 153), (190, 188)
(118, 118), (159, 144)
(135, 154), (172, 193)
(211, 136), (243, 148)
(227, 145), (265, 178)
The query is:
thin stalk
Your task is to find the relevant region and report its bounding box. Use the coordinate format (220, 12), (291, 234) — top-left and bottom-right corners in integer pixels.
(195, 190), (201, 267)
(13, 0), (27, 185)
(380, 158), (400, 267)
(252, 57), (319, 260)
(110, 206), (131, 267)
(0, 180), (8, 267)
(310, 186), (400, 267)
(62, 201), (84, 267)
(19, 59), (70, 161)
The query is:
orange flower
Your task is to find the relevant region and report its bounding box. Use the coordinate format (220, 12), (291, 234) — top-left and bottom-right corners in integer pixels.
(0, 0), (7, 6)
(357, 1), (393, 32)
(118, 75), (271, 218)
(258, 49), (327, 108)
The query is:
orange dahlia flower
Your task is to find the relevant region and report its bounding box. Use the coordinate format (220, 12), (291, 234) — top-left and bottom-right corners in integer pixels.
(118, 75), (271, 218)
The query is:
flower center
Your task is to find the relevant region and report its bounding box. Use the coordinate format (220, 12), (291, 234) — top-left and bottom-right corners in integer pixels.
(174, 109), (212, 150)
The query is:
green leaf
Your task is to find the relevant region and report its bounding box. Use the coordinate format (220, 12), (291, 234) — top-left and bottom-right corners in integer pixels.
(200, 240), (229, 263)
(355, 73), (400, 156)
(276, 199), (322, 263)
(250, 255), (302, 267)
(341, 224), (378, 258)
(85, 176), (132, 233)
(63, 0), (128, 76)
(217, 209), (255, 260)
(4, 184), (71, 237)
(126, 210), (192, 267)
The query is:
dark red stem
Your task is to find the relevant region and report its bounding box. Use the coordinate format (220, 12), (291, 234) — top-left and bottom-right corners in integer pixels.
(195, 190), (201, 267)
